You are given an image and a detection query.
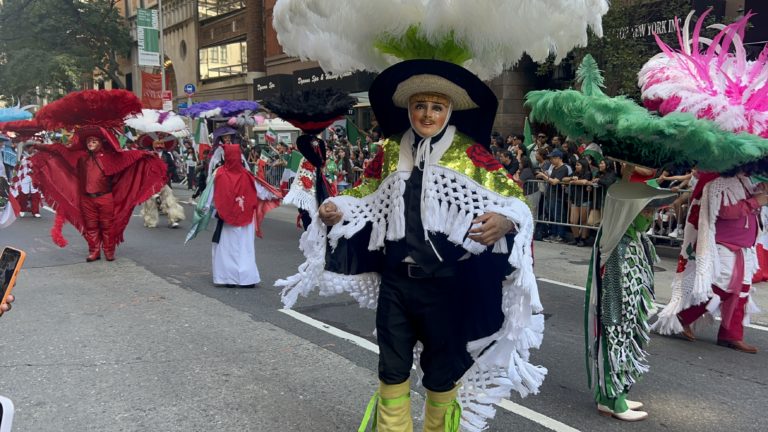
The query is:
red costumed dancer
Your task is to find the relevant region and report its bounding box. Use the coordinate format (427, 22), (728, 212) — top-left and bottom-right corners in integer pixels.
(0, 119), (44, 217)
(31, 90), (168, 262)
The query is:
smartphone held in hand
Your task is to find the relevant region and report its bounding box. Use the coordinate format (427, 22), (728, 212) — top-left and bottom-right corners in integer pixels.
(1, 246), (25, 307)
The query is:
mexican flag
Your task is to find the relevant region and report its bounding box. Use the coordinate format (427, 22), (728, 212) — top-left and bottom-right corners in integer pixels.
(194, 119), (210, 145)
(523, 116), (534, 153)
(194, 119), (211, 160)
(523, 116), (539, 168)
(265, 127), (277, 144)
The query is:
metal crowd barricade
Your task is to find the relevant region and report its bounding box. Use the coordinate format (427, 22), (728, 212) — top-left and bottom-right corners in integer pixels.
(348, 169), (363, 186)
(524, 179), (691, 244)
(265, 165), (285, 188)
(261, 164), (364, 190)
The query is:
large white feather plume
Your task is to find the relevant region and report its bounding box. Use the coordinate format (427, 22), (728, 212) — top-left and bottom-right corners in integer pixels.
(273, 0), (609, 81)
(124, 109), (189, 134)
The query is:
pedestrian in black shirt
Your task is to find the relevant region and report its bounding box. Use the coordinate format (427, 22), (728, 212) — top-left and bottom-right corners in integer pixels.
(536, 149), (570, 242)
(498, 150), (519, 176)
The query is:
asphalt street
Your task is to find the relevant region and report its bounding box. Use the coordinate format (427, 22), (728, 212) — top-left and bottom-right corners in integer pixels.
(0, 186), (766, 432)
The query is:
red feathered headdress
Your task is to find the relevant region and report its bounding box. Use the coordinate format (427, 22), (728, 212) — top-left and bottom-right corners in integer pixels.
(37, 89), (142, 131)
(36, 90), (141, 152)
(0, 119), (44, 140)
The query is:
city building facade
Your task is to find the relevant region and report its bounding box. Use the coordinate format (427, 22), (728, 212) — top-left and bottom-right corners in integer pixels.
(113, 0), (761, 136)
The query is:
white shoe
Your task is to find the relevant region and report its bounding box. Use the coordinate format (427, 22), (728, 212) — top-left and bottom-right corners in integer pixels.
(598, 405), (648, 421)
(668, 229), (679, 238)
(19, 212), (26, 217)
(171, 222), (179, 228)
(33, 213), (41, 218)
(612, 409), (648, 421)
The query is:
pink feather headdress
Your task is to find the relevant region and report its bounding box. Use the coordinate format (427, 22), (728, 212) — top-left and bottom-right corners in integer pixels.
(639, 9), (768, 137)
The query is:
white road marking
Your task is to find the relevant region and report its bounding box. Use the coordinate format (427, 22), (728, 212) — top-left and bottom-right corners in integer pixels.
(538, 278), (584, 291)
(280, 308), (581, 432)
(42, 205), (55, 214)
(279, 308), (379, 353)
(538, 277), (768, 332)
(497, 399), (581, 432)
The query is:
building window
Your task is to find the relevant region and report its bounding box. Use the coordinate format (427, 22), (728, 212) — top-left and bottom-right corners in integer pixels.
(198, 0), (245, 21)
(199, 40), (247, 80)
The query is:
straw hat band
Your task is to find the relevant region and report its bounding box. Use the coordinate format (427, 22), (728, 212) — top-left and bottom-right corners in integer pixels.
(392, 74), (478, 111)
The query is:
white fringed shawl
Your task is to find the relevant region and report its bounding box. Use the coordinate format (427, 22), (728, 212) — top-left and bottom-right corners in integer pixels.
(654, 175), (757, 334)
(277, 128), (545, 431)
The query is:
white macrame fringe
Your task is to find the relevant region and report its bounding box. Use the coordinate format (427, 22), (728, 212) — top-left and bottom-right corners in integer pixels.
(276, 164), (544, 431)
(283, 188), (318, 214)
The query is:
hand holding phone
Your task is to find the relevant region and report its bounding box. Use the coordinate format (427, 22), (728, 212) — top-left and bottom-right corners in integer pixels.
(0, 294), (13, 317)
(0, 247), (25, 316)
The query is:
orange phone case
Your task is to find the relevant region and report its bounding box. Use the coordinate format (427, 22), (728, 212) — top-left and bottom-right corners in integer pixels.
(1, 247), (26, 305)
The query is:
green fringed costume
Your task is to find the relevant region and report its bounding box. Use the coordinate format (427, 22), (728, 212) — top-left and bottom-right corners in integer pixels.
(585, 182), (675, 414)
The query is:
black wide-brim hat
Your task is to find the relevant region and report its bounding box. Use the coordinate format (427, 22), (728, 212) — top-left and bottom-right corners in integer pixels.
(368, 59), (498, 146)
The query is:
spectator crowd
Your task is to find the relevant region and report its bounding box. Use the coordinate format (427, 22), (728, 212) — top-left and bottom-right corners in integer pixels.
(486, 131), (695, 247)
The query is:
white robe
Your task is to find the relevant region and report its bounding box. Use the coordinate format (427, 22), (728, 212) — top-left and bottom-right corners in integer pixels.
(0, 203), (16, 229)
(205, 181), (261, 286)
(211, 222), (260, 285)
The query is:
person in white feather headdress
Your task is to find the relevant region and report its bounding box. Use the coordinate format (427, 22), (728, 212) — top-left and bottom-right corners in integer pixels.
(123, 111), (191, 229)
(272, 1), (609, 431)
(137, 134), (186, 229)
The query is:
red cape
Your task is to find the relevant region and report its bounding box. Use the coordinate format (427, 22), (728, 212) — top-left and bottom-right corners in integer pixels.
(214, 145), (282, 237)
(30, 144), (168, 246)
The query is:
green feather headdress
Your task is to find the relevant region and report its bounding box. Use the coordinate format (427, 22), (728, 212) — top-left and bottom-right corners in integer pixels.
(525, 55), (768, 172)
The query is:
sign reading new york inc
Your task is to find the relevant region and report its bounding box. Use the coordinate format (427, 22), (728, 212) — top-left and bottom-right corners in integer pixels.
(615, 17), (680, 39)
(137, 8), (160, 67)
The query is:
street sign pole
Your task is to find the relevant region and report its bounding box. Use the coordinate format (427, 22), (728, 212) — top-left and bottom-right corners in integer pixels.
(183, 83), (196, 139)
(187, 96), (193, 133)
(159, 0), (165, 94)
